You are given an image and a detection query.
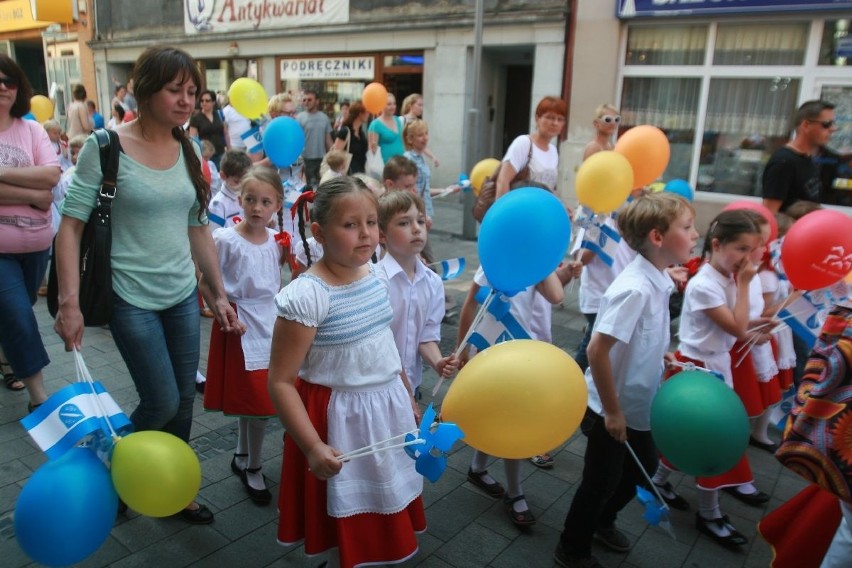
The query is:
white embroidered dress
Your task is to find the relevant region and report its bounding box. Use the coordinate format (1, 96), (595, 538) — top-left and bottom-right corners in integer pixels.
(275, 270), (422, 518)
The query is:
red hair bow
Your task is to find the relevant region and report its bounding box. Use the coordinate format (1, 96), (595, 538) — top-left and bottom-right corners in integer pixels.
(290, 190), (316, 221)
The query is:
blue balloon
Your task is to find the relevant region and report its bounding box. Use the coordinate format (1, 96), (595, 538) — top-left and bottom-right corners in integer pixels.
(262, 117), (305, 168)
(478, 187), (571, 293)
(23, 112), (36, 121)
(663, 179), (694, 201)
(15, 447), (117, 566)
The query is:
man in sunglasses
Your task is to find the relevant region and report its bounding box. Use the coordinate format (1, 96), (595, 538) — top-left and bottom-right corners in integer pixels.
(762, 100), (837, 214)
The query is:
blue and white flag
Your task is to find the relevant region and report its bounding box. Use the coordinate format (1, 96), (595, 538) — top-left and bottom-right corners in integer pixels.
(20, 382), (133, 461)
(437, 257), (465, 281)
(780, 281), (849, 349)
(467, 286), (531, 352)
(574, 207), (621, 266)
(241, 125), (263, 154)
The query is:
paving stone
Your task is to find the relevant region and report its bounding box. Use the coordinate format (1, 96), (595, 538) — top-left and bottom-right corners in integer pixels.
(433, 521), (511, 568)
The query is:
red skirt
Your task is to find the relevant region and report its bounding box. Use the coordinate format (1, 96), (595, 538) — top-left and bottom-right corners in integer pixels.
(278, 379), (426, 568)
(771, 337), (795, 391)
(668, 351), (755, 490)
(204, 311), (275, 417)
(759, 484), (841, 568)
(731, 340), (780, 417)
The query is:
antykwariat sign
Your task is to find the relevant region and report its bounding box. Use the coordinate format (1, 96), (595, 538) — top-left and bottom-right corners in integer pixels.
(185, 0), (348, 34)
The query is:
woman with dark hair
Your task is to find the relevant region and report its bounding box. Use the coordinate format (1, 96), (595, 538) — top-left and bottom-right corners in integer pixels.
(189, 88), (228, 168)
(0, 55), (61, 404)
(66, 83), (92, 138)
(332, 100), (369, 174)
(55, 46), (243, 524)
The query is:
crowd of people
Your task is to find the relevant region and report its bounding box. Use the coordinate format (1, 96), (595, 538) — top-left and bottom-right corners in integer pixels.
(1, 44), (850, 568)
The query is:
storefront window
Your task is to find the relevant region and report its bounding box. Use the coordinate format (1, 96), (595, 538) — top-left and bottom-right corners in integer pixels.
(819, 19), (852, 66)
(625, 25), (706, 65)
(620, 77), (700, 182)
(714, 23), (807, 65)
(698, 78), (800, 196)
(201, 59), (257, 94)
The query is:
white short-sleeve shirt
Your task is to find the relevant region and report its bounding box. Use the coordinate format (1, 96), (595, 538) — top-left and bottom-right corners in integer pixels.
(377, 254), (445, 391)
(572, 216), (637, 314)
(503, 135), (559, 191)
(585, 254), (673, 430)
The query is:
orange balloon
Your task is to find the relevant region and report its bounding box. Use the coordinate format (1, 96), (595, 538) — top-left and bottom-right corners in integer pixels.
(614, 125), (671, 188)
(362, 82), (388, 115)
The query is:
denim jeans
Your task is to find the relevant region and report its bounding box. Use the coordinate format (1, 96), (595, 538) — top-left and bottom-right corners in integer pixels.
(0, 250), (50, 377)
(110, 291), (200, 442)
(560, 409), (658, 557)
(573, 313), (597, 372)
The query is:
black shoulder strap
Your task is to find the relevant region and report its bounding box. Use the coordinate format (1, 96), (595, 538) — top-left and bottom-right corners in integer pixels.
(93, 129), (119, 199)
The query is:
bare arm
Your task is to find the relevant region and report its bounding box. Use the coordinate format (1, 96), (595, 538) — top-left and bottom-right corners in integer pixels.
(368, 131), (378, 152)
(53, 216), (87, 350)
(494, 161), (517, 199)
(188, 225), (244, 334)
(0, 184), (53, 210)
(455, 282), (481, 365)
(587, 332), (626, 442)
(418, 341), (458, 379)
(762, 198), (782, 214)
(0, 165), (61, 190)
(268, 317), (343, 479)
(535, 272), (565, 304)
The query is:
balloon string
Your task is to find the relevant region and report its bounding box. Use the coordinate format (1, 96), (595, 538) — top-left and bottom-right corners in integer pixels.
(624, 441), (669, 512)
(74, 349), (120, 441)
(338, 438), (424, 462)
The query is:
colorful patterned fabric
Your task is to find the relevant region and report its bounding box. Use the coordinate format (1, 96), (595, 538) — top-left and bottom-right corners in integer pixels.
(776, 305), (852, 503)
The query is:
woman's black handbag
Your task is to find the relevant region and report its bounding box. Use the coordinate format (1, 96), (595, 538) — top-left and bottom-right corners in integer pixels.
(47, 129), (119, 326)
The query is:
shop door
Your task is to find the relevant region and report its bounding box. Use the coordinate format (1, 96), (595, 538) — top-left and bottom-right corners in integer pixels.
(383, 73), (422, 110)
(501, 65), (532, 155)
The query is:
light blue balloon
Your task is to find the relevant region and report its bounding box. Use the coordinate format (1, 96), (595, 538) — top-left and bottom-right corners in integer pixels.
(262, 117), (305, 168)
(23, 112), (35, 121)
(663, 179), (694, 201)
(478, 187), (571, 293)
(15, 447), (117, 566)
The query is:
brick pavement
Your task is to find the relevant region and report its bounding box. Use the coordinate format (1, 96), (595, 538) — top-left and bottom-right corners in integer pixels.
(0, 197), (807, 567)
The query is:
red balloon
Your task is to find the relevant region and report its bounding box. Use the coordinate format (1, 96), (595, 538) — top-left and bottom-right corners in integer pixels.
(722, 200), (778, 242)
(781, 210), (852, 291)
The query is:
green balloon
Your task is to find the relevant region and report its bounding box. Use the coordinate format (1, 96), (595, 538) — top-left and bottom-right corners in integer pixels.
(651, 370), (749, 476)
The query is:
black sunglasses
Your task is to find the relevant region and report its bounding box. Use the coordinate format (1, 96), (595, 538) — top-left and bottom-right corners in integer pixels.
(807, 119), (836, 129)
(0, 76), (19, 89)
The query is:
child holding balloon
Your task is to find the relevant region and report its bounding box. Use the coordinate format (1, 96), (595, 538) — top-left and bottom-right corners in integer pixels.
(651, 209), (773, 549)
(268, 177), (425, 568)
(555, 193), (697, 567)
(202, 167), (286, 505)
(457, 265), (565, 528)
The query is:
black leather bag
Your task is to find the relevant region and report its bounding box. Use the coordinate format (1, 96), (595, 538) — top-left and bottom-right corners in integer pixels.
(48, 129), (119, 327)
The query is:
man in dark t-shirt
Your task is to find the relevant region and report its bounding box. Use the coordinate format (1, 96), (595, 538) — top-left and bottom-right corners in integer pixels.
(762, 100), (838, 213)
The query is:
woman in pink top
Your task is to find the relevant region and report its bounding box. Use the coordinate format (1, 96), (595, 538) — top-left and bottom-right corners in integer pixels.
(0, 55), (61, 409)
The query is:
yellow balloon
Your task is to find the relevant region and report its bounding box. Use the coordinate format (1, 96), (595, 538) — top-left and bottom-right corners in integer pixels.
(110, 431), (201, 517)
(30, 95), (53, 123)
(648, 182), (665, 193)
(442, 340), (587, 459)
(575, 151), (634, 213)
(228, 78), (268, 120)
(614, 125), (671, 188)
(469, 158), (501, 196)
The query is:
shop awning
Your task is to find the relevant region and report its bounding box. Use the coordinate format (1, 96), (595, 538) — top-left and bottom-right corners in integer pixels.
(0, 0), (54, 34)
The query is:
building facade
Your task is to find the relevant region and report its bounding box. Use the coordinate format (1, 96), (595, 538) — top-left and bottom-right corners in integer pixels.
(90, 0), (569, 188)
(564, 0), (852, 227)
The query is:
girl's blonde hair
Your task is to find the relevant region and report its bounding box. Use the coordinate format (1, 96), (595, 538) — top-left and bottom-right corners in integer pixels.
(267, 93), (293, 115)
(294, 176), (378, 267)
(402, 119), (428, 150)
(239, 166), (285, 235)
(401, 93), (422, 116)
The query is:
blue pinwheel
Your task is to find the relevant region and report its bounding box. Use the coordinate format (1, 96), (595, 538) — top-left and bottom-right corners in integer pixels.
(636, 486), (675, 539)
(404, 404), (464, 483)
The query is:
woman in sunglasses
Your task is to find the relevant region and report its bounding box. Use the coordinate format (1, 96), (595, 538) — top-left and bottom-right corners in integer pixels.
(189, 89), (229, 169)
(0, 55), (61, 406)
(584, 104), (621, 159)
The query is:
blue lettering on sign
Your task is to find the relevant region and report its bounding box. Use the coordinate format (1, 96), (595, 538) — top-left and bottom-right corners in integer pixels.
(59, 403), (85, 428)
(618, 0), (852, 18)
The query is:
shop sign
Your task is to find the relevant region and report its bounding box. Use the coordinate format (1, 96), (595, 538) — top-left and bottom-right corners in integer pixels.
(280, 57), (375, 80)
(185, 0), (348, 34)
(618, 0), (852, 19)
(0, 0), (52, 33)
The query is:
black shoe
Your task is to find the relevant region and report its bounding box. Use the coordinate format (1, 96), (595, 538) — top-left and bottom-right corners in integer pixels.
(467, 468), (505, 498)
(503, 494), (535, 528)
(118, 499), (128, 515)
(722, 486), (770, 507)
(179, 503), (214, 524)
(243, 466), (272, 505)
(231, 453), (247, 478)
(553, 542), (604, 568)
(654, 482), (690, 511)
(195, 381), (206, 394)
(695, 514), (747, 547)
(748, 436), (778, 453)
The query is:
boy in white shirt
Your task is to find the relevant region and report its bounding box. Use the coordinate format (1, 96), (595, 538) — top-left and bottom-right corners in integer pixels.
(555, 193), (698, 568)
(207, 150), (252, 228)
(377, 191), (457, 401)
